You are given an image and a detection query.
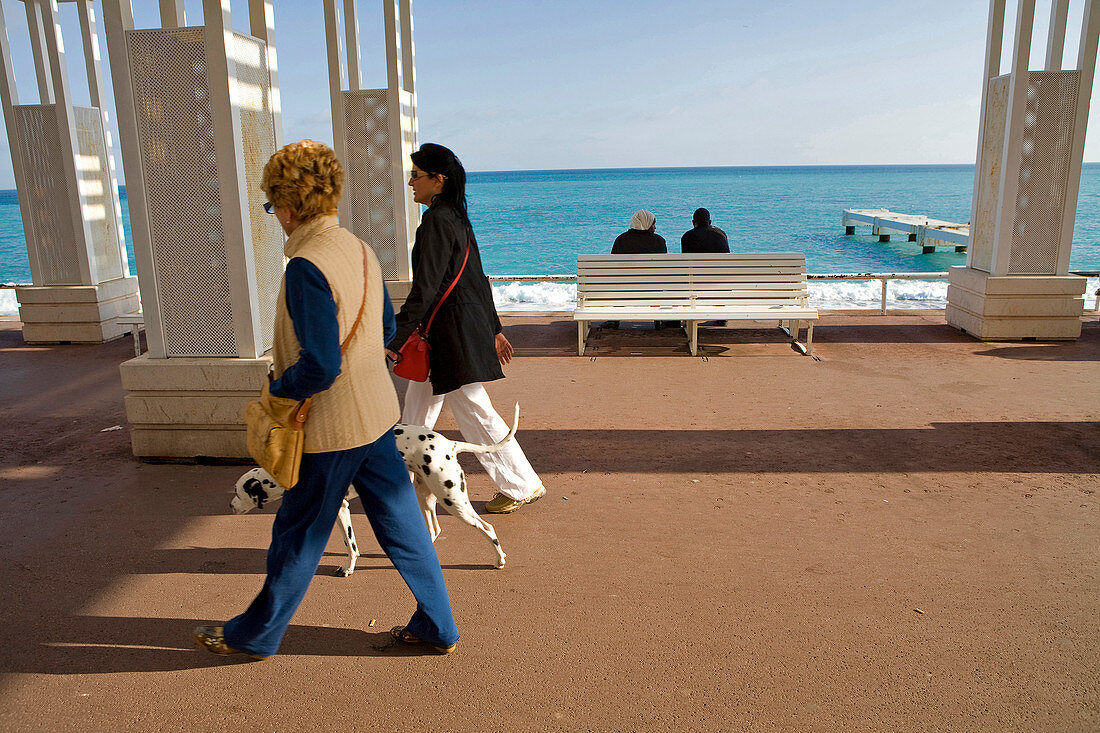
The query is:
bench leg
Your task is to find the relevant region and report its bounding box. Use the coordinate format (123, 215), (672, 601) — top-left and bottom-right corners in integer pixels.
(131, 326), (141, 357)
(688, 320), (698, 356)
(578, 321), (587, 356)
(790, 320), (816, 356)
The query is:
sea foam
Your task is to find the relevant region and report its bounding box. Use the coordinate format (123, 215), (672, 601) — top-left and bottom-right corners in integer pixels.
(490, 277), (1100, 312)
(0, 286), (16, 317)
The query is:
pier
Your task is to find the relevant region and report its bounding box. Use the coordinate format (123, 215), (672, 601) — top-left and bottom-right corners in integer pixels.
(843, 208), (969, 253)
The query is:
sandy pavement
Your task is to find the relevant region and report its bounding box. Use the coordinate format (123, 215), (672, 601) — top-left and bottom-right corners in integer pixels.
(0, 314), (1097, 731)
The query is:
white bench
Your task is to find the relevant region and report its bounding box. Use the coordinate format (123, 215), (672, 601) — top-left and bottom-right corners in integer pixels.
(116, 312), (144, 357)
(575, 253), (818, 357)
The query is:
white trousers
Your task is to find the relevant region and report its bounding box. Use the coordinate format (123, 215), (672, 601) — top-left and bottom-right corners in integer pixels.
(402, 379), (542, 501)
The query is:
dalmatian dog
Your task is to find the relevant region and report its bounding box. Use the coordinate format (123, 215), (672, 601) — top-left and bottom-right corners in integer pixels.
(231, 404), (519, 573)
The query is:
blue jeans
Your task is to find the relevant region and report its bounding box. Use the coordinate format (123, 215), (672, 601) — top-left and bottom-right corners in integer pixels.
(223, 428), (458, 657)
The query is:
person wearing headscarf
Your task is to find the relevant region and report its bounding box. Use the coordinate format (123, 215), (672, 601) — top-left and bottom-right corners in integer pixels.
(193, 140), (459, 660)
(606, 210), (675, 329)
(680, 208), (729, 253)
(386, 143), (545, 516)
(611, 209), (666, 254)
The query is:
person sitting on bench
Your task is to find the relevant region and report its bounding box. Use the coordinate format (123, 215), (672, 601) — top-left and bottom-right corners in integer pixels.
(606, 210), (676, 330)
(680, 207), (729, 253)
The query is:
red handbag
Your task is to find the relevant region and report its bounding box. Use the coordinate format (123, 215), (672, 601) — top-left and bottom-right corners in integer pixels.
(393, 244), (470, 382)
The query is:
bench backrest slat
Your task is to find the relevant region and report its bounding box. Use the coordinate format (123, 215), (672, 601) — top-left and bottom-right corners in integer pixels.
(576, 253), (810, 306)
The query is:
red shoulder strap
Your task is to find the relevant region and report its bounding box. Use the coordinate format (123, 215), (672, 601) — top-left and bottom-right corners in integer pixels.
(423, 242), (470, 335)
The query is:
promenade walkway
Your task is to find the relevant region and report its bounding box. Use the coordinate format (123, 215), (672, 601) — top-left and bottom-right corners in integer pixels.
(0, 314), (1097, 731)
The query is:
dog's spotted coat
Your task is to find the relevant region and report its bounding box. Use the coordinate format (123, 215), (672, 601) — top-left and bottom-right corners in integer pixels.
(231, 405), (519, 573)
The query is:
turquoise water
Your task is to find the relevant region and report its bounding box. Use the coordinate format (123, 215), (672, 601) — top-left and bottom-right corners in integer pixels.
(2, 164), (1098, 312)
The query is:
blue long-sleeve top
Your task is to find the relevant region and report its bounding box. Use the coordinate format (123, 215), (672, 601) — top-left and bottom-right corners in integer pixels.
(269, 257), (395, 401)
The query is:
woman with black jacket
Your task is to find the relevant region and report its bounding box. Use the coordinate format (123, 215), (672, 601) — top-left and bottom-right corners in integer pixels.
(386, 143), (544, 514)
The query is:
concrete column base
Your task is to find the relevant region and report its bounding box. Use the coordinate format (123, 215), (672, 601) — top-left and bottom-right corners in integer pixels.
(16, 277), (141, 344)
(120, 353), (272, 459)
(945, 266), (1086, 340)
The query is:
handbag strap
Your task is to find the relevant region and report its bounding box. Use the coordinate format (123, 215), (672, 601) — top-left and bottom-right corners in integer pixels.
(291, 243), (371, 427)
(422, 241), (471, 336)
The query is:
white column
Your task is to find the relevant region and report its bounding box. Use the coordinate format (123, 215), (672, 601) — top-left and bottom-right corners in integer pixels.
(102, 0), (165, 356)
(1046, 0), (1070, 70)
(25, 0), (53, 103)
(1057, 0), (1100, 274)
(77, 0), (128, 279)
(41, 0), (97, 285)
(249, 0), (282, 147)
(383, 0), (400, 95)
(966, 0), (1005, 271)
(343, 0), (360, 91)
(159, 0), (185, 28)
(76, 0), (103, 106)
(0, 0), (41, 283)
(398, 0), (418, 275)
(399, 0), (417, 147)
(383, 0), (409, 277)
(203, 0), (262, 359)
(991, 0), (1036, 277)
(323, 0), (348, 224)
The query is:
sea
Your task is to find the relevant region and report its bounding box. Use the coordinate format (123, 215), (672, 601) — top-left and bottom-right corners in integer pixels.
(2, 164), (1099, 314)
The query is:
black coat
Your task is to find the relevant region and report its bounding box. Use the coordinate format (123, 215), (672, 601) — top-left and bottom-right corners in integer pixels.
(611, 229), (667, 254)
(388, 201), (504, 395)
(680, 225), (729, 253)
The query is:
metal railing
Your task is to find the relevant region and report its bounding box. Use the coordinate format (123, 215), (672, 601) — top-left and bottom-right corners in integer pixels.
(807, 272), (946, 314)
(488, 272), (1100, 314)
(4, 272), (1099, 313)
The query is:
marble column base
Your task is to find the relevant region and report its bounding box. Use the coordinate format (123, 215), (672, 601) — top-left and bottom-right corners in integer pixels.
(120, 353), (271, 459)
(16, 277), (141, 344)
(946, 267), (1086, 340)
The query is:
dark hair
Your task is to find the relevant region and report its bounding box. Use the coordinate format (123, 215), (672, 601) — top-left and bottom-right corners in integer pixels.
(410, 143), (469, 222)
(693, 207), (711, 226)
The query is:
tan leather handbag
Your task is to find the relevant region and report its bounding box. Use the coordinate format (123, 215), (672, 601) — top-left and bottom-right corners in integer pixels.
(245, 244), (370, 488)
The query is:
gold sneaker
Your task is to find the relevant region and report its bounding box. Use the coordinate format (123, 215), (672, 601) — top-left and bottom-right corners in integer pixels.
(485, 484), (546, 514)
(192, 626), (270, 661)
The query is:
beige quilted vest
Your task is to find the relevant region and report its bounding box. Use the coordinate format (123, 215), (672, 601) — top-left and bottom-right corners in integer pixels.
(271, 214), (400, 453)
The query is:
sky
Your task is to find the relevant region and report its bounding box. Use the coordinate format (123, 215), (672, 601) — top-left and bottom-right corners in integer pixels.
(0, 0), (1097, 188)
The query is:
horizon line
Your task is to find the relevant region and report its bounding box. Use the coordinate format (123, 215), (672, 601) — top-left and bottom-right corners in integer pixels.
(464, 161), (1100, 175)
(0, 161), (1099, 192)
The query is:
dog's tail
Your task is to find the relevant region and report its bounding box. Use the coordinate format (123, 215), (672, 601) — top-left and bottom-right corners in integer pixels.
(449, 403), (520, 456)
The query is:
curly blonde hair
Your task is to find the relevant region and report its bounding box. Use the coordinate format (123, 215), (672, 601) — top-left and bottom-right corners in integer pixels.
(261, 139), (343, 221)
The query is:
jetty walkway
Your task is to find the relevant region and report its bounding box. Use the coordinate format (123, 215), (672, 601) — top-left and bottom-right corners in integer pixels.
(843, 208), (970, 253)
(0, 313), (1097, 730)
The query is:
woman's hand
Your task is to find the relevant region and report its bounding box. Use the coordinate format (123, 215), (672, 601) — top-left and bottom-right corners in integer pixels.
(385, 349), (400, 365)
(495, 333), (514, 365)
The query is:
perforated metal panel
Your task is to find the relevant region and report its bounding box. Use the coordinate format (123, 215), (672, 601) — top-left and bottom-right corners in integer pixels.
(970, 75), (1010, 274)
(74, 106), (125, 283)
(128, 28), (235, 356)
(233, 32), (282, 352)
(1007, 70), (1079, 275)
(13, 104), (80, 285)
(343, 90), (399, 279)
